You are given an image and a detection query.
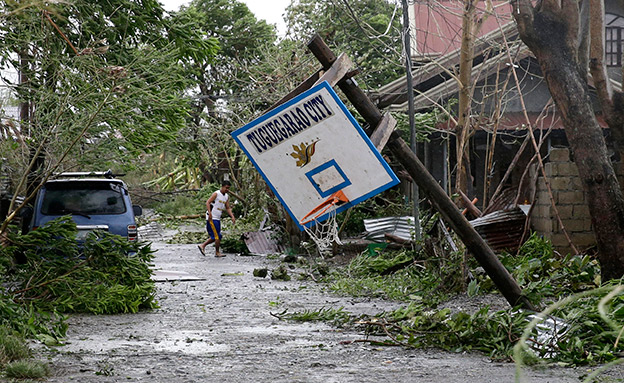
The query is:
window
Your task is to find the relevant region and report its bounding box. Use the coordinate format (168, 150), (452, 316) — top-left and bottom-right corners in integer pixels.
(606, 27), (622, 66)
(606, 14), (624, 67)
(42, 181), (127, 215)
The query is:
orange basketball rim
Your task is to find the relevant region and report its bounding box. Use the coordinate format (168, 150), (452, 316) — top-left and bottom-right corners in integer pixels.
(300, 190), (349, 225)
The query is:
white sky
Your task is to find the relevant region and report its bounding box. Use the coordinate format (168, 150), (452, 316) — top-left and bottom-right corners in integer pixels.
(159, 0), (290, 36)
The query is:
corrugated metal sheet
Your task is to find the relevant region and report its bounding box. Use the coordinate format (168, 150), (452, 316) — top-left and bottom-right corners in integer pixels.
(363, 216), (417, 242)
(470, 207), (527, 252)
(243, 230), (285, 255)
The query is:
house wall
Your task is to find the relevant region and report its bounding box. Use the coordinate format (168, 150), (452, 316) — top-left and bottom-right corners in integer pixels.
(470, 58), (603, 116)
(530, 147), (624, 254)
(471, 58), (549, 114)
(412, 0), (512, 59)
(607, 1), (624, 14)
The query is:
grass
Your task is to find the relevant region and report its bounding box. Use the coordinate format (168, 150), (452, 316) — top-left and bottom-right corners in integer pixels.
(4, 360), (49, 379)
(0, 330), (30, 365)
(0, 325), (49, 380)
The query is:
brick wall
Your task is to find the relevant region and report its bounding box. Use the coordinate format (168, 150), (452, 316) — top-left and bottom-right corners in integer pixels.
(531, 148), (598, 253)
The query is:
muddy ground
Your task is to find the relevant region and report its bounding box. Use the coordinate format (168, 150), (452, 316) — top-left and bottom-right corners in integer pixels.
(32, 223), (624, 383)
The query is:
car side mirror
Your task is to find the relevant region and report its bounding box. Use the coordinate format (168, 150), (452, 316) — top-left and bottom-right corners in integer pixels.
(133, 205), (143, 216)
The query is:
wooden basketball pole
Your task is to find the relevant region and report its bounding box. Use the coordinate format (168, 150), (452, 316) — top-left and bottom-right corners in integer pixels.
(306, 34), (536, 311)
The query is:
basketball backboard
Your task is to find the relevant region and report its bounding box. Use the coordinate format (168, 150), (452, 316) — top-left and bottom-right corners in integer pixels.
(231, 81), (400, 230)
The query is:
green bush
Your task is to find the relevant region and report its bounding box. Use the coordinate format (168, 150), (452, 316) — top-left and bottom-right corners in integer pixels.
(220, 237), (249, 255)
(378, 304), (531, 359)
(498, 233), (600, 305)
(328, 246), (464, 304)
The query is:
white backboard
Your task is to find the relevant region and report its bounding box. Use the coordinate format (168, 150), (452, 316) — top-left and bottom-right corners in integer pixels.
(231, 81), (399, 230)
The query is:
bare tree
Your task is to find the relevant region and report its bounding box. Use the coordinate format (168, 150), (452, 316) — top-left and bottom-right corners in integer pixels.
(455, 0), (490, 198)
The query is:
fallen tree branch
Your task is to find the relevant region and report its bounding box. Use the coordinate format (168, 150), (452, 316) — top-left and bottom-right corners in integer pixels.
(13, 257), (91, 297)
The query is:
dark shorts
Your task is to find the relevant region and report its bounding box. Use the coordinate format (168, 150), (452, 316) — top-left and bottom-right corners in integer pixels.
(206, 219), (221, 240)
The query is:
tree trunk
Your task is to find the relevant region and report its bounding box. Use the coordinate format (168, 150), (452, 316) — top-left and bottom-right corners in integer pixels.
(455, 0), (478, 198)
(513, 0), (624, 281)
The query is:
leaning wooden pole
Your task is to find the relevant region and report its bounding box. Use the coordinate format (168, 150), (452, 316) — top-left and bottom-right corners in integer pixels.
(307, 34), (535, 311)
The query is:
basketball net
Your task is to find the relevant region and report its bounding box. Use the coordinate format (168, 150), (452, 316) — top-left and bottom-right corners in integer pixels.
(300, 190), (348, 256)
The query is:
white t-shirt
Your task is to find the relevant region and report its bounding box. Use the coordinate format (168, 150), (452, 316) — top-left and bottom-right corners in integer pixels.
(208, 190), (229, 220)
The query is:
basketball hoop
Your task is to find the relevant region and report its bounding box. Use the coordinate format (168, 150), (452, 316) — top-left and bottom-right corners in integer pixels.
(301, 190), (348, 256)
(231, 82), (400, 256)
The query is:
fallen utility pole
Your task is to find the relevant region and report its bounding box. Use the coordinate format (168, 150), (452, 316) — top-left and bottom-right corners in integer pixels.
(307, 34), (535, 311)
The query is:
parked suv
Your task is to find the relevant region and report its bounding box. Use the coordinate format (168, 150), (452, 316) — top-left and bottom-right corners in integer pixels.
(28, 171), (142, 242)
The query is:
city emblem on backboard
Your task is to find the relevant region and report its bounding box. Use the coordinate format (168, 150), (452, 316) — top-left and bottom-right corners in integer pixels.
(289, 140), (319, 167)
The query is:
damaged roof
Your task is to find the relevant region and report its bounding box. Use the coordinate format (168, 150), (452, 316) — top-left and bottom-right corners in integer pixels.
(371, 21), (622, 116)
(371, 22), (522, 111)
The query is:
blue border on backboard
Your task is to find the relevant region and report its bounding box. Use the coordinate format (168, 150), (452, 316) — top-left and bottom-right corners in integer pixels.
(231, 81), (400, 231)
(305, 159), (352, 198)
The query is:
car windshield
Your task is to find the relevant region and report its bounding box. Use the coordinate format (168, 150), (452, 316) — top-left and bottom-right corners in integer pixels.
(41, 181), (127, 215)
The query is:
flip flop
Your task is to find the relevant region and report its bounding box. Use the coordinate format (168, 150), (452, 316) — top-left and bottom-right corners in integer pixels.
(197, 245), (206, 256)
(215, 253), (226, 258)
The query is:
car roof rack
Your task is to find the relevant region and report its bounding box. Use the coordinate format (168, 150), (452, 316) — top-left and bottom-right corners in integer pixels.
(53, 169), (125, 179)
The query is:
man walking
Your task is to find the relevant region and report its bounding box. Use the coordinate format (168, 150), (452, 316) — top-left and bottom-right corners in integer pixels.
(198, 180), (235, 257)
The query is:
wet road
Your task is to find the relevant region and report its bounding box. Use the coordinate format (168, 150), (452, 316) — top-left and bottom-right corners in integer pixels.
(36, 236), (600, 382)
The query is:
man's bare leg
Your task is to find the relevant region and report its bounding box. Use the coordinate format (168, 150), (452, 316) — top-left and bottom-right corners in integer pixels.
(214, 238), (225, 257)
(199, 238), (214, 254)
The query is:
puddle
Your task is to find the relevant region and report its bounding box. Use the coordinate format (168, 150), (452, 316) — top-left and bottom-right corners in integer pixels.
(61, 331), (229, 355)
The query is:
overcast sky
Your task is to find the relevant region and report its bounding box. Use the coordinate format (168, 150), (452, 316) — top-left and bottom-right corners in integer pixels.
(159, 0), (289, 36)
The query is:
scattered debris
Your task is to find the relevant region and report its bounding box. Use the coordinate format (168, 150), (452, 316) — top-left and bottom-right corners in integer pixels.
(363, 216), (416, 242)
(312, 263), (329, 276)
(221, 272), (244, 277)
(270, 265), (291, 281)
(469, 207), (527, 253)
(459, 190), (482, 218)
(282, 254), (298, 263)
(242, 229), (284, 255)
(151, 270), (205, 282)
(253, 268), (268, 278)
(526, 314), (570, 359)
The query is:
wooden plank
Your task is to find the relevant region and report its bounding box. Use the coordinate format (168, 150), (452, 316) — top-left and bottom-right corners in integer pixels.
(307, 33), (535, 311)
(313, 53), (354, 88)
(370, 113), (396, 151)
